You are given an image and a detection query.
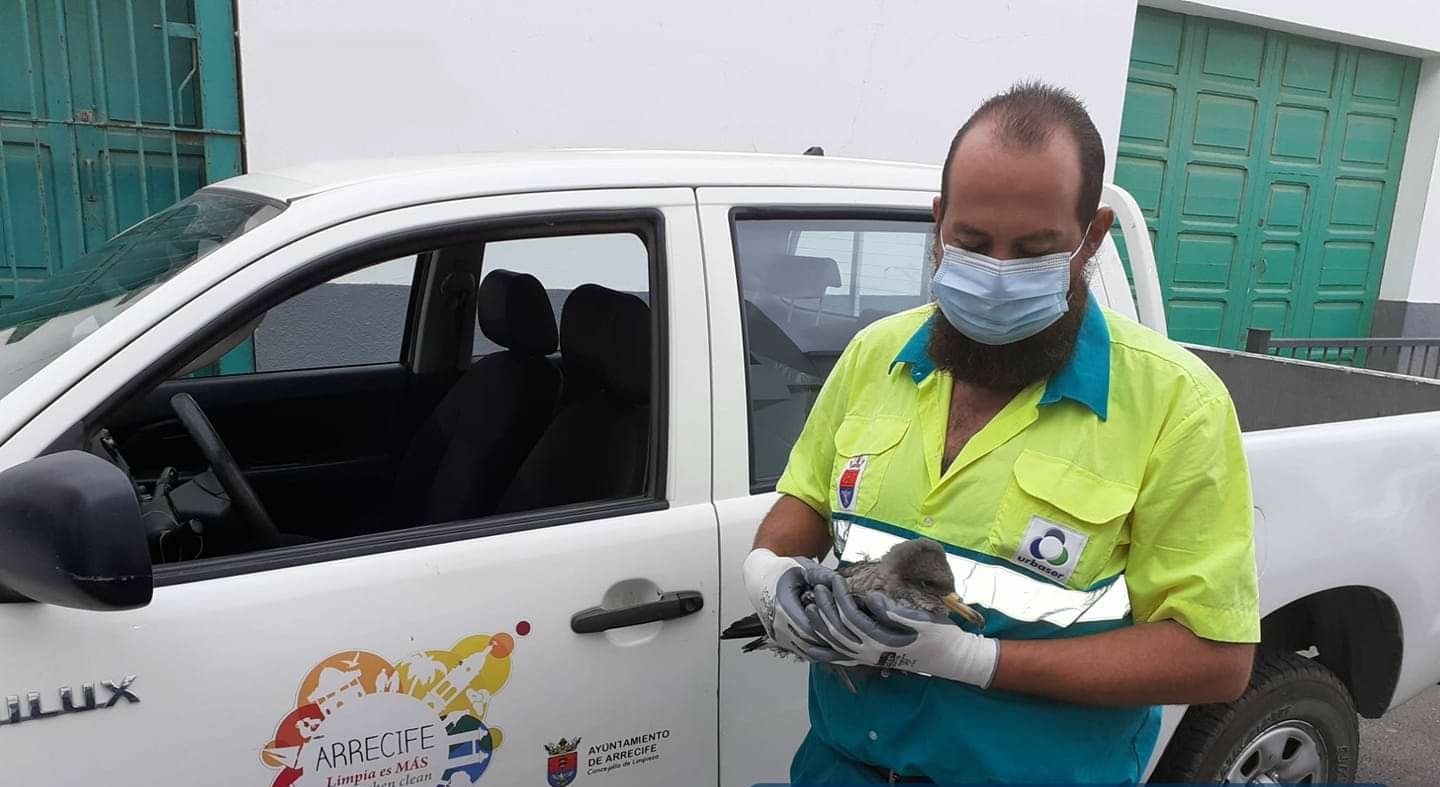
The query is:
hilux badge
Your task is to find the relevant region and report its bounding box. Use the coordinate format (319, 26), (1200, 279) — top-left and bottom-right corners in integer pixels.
(0, 675), (139, 727)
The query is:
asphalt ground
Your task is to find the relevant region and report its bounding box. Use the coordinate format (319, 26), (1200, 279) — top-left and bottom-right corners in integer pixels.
(1356, 683), (1440, 785)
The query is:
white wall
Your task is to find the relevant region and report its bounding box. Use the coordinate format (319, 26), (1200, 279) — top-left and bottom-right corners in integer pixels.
(237, 0), (1440, 305)
(1382, 59), (1440, 303)
(236, 0), (1139, 177)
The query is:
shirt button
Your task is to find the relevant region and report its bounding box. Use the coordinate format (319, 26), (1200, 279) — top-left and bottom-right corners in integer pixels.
(922, 516), (934, 527)
(868, 730), (879, 741)
(880, 669), (891, 678)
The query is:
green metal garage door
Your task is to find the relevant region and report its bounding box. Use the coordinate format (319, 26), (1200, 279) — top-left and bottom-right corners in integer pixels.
(1115, 8), (1421, 348)
(0, 0), (241, 308)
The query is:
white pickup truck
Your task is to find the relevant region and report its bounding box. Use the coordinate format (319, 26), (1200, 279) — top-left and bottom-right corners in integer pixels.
(2, 151), (1438, 786)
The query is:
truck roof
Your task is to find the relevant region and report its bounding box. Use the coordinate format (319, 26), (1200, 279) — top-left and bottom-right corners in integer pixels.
(217, 149), (943, 204)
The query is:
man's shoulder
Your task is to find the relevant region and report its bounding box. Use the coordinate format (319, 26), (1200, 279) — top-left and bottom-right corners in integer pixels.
(1100, 306), (1232, 406)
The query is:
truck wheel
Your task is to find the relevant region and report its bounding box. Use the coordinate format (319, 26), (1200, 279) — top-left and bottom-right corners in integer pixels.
(1150, 650), (1359, 783)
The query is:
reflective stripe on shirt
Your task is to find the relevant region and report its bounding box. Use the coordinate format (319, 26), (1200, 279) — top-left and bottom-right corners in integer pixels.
(836, 517), (1131, 629)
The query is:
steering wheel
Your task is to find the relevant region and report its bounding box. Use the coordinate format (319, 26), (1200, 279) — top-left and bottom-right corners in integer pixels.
(169, 393), (281, 549)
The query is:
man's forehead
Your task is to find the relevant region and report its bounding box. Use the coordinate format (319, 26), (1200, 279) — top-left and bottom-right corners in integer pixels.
(942, 119), (1083, 225)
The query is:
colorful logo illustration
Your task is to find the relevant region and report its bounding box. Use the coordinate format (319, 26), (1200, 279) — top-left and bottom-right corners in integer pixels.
(1028, 527), (1070, 567)
(837, 456), (867, 510)
(544, 737), (581, 787)
(260, 627), (525, 787)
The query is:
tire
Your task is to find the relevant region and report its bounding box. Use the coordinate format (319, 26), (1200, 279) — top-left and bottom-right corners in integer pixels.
(1149, 650), (1359, 783)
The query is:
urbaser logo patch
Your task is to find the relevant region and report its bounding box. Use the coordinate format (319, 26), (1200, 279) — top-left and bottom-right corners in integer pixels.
(1010, 516), (1087, 584)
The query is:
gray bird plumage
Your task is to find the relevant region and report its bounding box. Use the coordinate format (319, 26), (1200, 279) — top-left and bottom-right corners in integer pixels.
(722, 538), (986, 689)
(839, 538), (984, 624)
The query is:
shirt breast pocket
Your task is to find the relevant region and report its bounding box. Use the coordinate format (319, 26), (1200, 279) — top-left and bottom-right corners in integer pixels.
(991, 450), (1138, 588)
(831, 414), (910, 517)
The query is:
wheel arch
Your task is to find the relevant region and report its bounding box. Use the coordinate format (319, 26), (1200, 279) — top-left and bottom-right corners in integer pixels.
(1260, 584), (1402, 718)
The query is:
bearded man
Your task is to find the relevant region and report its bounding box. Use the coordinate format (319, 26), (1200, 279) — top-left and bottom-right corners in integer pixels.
(740, 81), (1261, 784)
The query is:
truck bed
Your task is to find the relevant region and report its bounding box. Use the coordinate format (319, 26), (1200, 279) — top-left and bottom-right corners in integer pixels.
(1192, 346), (1440, 431)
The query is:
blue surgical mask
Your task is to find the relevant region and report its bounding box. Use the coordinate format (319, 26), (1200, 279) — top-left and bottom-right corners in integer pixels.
(930, 227), (1090, 346)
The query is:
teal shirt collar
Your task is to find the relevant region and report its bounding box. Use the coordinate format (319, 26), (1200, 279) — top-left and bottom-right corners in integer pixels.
(889, 293), (1111, 420)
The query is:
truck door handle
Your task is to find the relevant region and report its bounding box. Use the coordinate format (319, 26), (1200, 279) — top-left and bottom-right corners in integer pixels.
(570, 590), (704, 633)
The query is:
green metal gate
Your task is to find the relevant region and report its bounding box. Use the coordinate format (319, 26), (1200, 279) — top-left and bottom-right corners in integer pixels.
(1114, 8), (1421, 349)
(0, 0), (242, 320)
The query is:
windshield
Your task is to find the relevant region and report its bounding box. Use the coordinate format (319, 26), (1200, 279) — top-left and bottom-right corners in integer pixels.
(0, 190), (283, 401)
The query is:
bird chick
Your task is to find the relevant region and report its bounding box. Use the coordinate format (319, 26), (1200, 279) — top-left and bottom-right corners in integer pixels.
(843, 537), (985, 627)
(721, 538), (985, 657)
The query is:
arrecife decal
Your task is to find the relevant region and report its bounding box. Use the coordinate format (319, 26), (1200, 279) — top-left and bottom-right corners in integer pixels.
(260, 625), (527, 787)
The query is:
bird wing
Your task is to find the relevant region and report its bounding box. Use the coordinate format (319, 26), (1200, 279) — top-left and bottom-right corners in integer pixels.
(724, 615), (808, 662)
(838, 561), (887, 595)
(721, 613), (767, 640)
(740, 637), (772, 653)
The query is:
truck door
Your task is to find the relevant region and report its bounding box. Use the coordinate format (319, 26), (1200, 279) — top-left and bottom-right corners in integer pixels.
(698, 186), (940, 787)
(0, 187), (718, 787)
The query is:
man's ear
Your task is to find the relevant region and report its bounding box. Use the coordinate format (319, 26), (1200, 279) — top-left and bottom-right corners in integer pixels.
(1084, 207), (1115, 258)
(932, 195), (943, 224)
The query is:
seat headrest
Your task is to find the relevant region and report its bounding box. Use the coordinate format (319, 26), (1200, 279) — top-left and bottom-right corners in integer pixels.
(745, 254), (842, 299)
(560, 284), (650, 404)
(477, 270), (558, 356)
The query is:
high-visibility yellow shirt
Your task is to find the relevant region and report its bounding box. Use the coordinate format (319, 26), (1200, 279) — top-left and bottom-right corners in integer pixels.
(776, 293), (1260, 784)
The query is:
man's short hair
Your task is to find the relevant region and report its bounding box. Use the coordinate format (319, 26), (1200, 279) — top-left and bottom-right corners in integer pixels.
(940, 81), (1106, 229)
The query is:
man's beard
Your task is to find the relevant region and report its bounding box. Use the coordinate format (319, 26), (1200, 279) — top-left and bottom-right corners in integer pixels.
(926, 264), (1092, 392)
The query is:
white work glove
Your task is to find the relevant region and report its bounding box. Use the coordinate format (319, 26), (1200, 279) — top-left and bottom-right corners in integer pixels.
(742, 548), (851, 662)
(807, 575), (999, 688)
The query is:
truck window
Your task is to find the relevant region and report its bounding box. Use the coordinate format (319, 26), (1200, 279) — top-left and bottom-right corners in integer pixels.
(471, 232), (648, 356)
(183, 255), (419, 377)
(733, 215), (935, 488)
(792, 228), (932, 307)
(0, 189), (282, 399)
(91, 217), (665, 573)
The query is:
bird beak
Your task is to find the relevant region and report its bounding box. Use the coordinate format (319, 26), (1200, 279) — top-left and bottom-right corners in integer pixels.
(943, 593), (986, 627)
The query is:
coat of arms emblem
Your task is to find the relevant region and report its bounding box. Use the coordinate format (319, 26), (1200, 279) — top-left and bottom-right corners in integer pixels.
(545, 737), (581, 787)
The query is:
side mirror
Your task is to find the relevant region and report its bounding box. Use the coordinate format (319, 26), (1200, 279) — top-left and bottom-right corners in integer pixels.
(0, 450), (153, 610)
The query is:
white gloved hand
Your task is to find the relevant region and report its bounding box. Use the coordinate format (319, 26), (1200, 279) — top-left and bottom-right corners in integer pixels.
(742, 548), (850, 662)
(807, 576), (999, 688)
